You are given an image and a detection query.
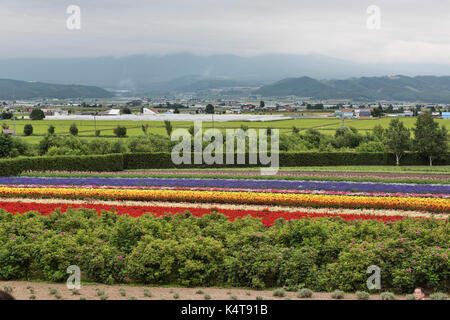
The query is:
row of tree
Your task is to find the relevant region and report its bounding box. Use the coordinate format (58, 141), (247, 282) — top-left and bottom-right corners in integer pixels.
(382, 112), (447, 166)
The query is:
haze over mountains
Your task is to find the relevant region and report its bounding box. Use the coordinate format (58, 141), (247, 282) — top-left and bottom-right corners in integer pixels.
(2, 53), (450, 102)
(2, 53), (450, 91)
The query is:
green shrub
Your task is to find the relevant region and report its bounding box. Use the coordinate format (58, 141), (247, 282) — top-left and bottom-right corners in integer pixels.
(48, 125), (55, 135)
(127, 134), (172, 153)
(429, 292), (448, 300)
(173, 293), (180, 299)
(355, 291), (370, 300)
(331, 290), (345, 299)
(297, 288), (313, 298)
(381, 292), (396, 300)
(71, 289), (80, 295)
(256, 296), (263, 300)
(29, 294), (36, 300)
(69, 123), (78, 136)
(49, 287), (57, 295)
(204, 294), (211, 300)
(113, 126), (127, 138)
(0, 154), (124, 176)
(23, 124), (33, 136)
(110, 140), (127, 154)
(0, 211), (447, 294)
(143, 289), (151, 297)
(356, 141), (385, 153)
(30, 109), (45, 120)
(1, 111), (13, 119)
(406, 294), (415, 300)
(0, 133), (13, 158)
(273, 288), (285, 297)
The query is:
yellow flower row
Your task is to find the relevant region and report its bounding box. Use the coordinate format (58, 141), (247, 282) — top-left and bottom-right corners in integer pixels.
(0, 186), (448, 213)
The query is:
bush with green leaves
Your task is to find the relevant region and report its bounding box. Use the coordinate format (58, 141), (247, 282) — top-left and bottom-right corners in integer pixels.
(429, 292), (448, 300)
(30, 109), (45, 120)
(23, 124), (33, 136)
(69, 123), (78, 136)
(113, 126), (127, 138)
(331, 290), (345, 299)
(127, 134), (172, 153)
(0, 210), (448, 293)
(0, 133), (13, 158)
(273, 288), (285, 297)
(355, 291), (370, 300)
(1, 111), (13, 119)
(381, 292), (396, 300)
(355, 141), (385, 153)
(297, 288), (313, 298)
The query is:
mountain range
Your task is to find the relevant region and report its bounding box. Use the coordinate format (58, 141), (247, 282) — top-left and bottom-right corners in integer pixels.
(0, 79), (113, 100)
(255, 75), (450, 103)
(3, 53), (450, 93)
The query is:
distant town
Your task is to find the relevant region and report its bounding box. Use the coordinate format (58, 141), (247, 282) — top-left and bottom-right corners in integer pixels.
(1, 96), (449, 120)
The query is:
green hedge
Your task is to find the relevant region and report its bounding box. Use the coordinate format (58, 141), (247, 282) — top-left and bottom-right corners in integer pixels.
(0, 152), (448, 176)
(0, 154), (124, 176)
(123, 152), (450, 169)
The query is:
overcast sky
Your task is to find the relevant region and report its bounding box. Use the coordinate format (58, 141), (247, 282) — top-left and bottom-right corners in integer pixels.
(1, 0), (450, 64)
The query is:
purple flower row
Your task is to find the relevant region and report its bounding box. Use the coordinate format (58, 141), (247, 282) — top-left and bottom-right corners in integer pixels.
(1, 177), (449, 194)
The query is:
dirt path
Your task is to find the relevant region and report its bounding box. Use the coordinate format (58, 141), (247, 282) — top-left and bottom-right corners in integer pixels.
(1, 281), (411, 300)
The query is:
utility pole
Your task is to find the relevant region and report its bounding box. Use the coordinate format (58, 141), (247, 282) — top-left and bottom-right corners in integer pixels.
(12, 88), (16, 136)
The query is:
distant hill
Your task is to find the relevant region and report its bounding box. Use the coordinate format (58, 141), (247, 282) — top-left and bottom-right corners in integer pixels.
(4, 53), (450, 93)
(0, 79), (114, 99)
(255, 75), (450, 102)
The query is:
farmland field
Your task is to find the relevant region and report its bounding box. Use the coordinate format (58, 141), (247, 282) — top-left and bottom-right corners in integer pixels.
(2, 117), (449, 143)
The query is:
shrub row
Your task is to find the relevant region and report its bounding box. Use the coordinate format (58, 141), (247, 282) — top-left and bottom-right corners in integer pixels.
(0, 152), (449, 176)
(0, 154), (124, 176)
(0, 209), (448, 293)
(123, 152), (450, 169)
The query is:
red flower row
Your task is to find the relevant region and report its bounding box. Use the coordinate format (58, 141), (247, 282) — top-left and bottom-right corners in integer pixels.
(0, 201), (410, 226)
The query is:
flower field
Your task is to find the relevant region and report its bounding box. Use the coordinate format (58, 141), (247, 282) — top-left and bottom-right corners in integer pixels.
(0, 171), (448, 293)
(0, 175), (448, 223)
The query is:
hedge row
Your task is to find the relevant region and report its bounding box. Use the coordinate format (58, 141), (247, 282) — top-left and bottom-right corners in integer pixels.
(123, 152), (450, 169)
(0, 154), (124, 176)
(0, 152), (448, 176)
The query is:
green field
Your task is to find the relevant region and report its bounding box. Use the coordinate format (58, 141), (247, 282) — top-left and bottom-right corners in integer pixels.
(2, 117), (449, 144)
